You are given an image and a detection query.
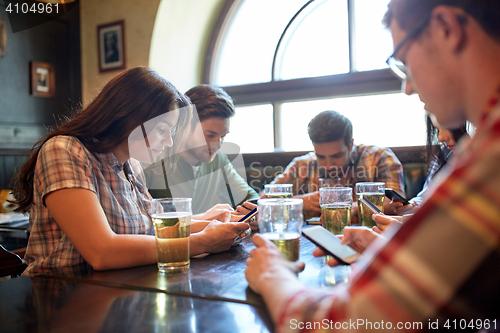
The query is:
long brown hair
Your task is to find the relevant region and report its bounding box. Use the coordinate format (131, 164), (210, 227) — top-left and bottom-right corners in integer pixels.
(11, 67), (191, 213)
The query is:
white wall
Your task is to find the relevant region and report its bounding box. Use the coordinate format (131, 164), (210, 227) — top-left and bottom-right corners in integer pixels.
(149, 0), (224, 93)
(80, 0), (223, 105)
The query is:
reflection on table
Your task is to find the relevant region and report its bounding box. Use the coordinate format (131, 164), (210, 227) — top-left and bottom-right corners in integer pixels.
(1, 224), (351, 332)
(0, 276), (273, 333)
(41, 226), (351, 306)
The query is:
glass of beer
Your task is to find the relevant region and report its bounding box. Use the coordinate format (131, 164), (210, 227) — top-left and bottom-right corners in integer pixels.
(355, 182), (385, 228)
(151, 198), (192, 272)
(264, 184), (293, 198)
(257, 198), (303, 261)
(319, 187), (352, 235)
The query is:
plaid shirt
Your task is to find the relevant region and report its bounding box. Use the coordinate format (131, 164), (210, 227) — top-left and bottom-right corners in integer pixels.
(277, 91), (500, 332)
(24, 136), (153, 276)
(272, 144), (405, 196)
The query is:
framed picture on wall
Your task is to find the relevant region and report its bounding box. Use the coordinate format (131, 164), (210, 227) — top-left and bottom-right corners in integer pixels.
(97, 20), (126, 72)
(30, 61), (55, 98)
(0, 19), (6, 57)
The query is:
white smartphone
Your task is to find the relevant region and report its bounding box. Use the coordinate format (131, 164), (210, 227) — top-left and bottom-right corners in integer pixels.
(302, 226), (360, 265)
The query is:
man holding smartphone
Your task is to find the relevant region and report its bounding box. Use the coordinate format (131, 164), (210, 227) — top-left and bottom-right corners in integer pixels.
(271, 110), (405, 219)
(145, 85), (259, 215)
(245, 0), (500, 330)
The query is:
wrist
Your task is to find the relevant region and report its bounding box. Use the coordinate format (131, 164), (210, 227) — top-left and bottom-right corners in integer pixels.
(189, 232), (208, 256)
(259, 269), (304, 322)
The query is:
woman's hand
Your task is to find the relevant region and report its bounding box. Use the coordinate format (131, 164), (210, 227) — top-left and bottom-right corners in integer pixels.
(190, 220), (250, 255)
(371, 213), (412, 233)
(194, 204), (236, 221)
(245, 234), (305, 294)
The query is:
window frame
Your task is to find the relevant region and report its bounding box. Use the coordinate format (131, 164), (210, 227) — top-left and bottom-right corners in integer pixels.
(202, 0), (403, 150)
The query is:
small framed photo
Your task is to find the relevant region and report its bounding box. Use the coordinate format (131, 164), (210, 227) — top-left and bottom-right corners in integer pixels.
(97, 20), (126, 73)
(0, 19), (7, 57)
(30, 61), (55, 98)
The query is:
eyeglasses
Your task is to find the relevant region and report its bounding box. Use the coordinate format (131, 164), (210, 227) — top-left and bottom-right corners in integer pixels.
(386, 15), (432, 81)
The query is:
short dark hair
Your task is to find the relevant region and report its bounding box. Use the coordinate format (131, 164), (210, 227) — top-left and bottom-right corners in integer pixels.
(185, 85), (235, 124)
(307, 111), (353, 147)
(383, 0), (500, 41)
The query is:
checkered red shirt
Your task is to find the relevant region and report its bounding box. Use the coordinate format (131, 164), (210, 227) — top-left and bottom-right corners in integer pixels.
(272, 144), (405, 196)
(24, 136), (153, 276)
(277, 93), (500, 332)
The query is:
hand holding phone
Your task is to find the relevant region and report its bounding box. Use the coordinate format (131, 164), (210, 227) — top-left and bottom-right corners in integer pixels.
(385, 188), (410, 205)
(238, 207), (258, 223)
(302, 226), (360, 264)
(233, 207), (257, 246)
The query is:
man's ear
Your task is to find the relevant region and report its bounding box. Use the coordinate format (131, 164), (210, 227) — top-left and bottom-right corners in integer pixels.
(349, 140), (354, 151)
(431, 6), (468, 54)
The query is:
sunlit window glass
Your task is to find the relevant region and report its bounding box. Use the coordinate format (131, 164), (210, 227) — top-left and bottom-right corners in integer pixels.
(281, 94), (426, 151)
(215, 0), (306, 86)
(224, 104), (274, 153)
(277, 0), (349, 80)
(354, 0), (393, 71)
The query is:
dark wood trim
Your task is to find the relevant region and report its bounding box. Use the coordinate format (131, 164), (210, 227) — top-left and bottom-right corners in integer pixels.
(201, 0), (240, 84)
(224, 69), (401, 106)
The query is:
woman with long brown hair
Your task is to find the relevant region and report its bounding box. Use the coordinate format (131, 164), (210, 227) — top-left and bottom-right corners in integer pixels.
(12, 67), (248, 276)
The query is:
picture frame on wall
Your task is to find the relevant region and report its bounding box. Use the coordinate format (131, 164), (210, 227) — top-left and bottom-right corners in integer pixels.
(0, 19), (6, 57)
(97, 20), (126, 72)
(30, 61), (55, 98)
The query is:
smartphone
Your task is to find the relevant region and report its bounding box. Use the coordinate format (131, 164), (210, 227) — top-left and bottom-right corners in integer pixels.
(384, 188), (410, 205)
(302, 226), (360, 265)
(238, 207), (258, 223)
(306, 217), (321, 225)
(233, 207), (257, 246)
(359, 195), (383, 215)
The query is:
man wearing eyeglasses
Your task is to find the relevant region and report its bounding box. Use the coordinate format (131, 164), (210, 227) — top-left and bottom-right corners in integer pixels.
(244, 0), (500, 331)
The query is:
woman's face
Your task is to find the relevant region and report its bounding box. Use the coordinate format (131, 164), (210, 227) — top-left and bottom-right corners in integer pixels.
(438, 129), (456, 150)
(128, 108), (180, 164)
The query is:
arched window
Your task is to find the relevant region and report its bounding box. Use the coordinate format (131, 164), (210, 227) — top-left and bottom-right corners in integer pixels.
(204, 0), (426, 153)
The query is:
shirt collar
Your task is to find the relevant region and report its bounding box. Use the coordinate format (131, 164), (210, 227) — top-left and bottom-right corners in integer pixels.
(100, 151), (123, 174)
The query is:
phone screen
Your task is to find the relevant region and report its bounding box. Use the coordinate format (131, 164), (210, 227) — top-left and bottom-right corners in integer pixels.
(359, 195), (383, 214)
(302, 226), (360, 264)
(238, 208), (257, 223)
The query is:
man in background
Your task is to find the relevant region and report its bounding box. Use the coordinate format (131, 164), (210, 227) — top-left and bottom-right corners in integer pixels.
(145, 84), (259, 215)
(272, 110), (405, 219)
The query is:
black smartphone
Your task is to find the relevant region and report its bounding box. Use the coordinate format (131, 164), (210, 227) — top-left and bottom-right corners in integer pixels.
(359, 195), (383, 215)
(302, 226), (360, 265)
(384, 188), (410, 205)
(238, 207), (258, 223)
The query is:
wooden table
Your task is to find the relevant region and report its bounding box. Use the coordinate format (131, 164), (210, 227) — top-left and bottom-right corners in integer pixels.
(0, 225), (351, 332)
